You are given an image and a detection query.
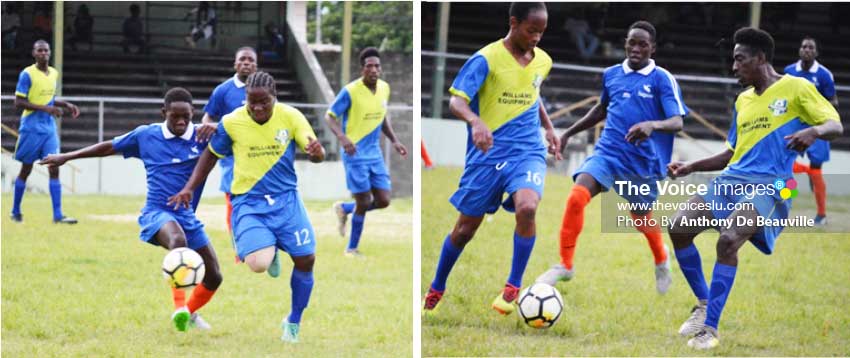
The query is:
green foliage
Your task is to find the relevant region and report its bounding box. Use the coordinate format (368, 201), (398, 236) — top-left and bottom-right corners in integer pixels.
(307, 2), (413, 53)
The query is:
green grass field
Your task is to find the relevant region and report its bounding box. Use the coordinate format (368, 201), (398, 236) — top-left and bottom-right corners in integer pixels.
(422, 167), (850, 356)
(2, 194), (411, 357)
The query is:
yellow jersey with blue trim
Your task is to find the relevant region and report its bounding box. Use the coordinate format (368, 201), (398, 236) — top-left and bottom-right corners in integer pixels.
(15, 64), (59, 134)
(724, 75), (840, 178)
(449, 40), (552, 165)
(208, 102), (318, 195)
(326, 78), (390, 164)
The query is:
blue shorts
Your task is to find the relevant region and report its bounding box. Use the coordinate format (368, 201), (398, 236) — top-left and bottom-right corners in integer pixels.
(801, 139), (830, 165)
(699, 175), (791, 255)
(344, 159), (392, 194)
(574, 154), (659, 206)
(450, 156), (547, 217)
(138, 207), (210, 251)
(14, 130), (59, 164)
(231, 191), (316, 260)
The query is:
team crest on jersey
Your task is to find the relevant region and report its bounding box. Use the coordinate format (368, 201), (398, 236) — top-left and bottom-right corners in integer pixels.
(768, 98), (788, 116)
(643, 84), (652, 93)
(532, 73), (543, 89)
(275, 129), (290, 145)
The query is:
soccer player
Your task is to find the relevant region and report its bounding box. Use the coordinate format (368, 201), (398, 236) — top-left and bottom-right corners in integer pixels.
(535, 21), (686, 294)
(10, 40), (81, 224)
(168, 72), (326, 343)
(422, 2), (561, 316)
(40, 88), (224, 332)
(784, 37), (838, 226)
(326, 47), (408, 257)
(197, 46), (258, 264)
(667, 28), (841, 349)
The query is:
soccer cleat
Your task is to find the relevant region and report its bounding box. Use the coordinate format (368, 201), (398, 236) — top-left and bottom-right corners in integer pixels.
(687, 326), (720, 350)
(267, 249), (281, 278)
(344, 248), (364, 258)
(814, 215), (827, 226)
(422, 287), (444, 316)
(535, 263), (575, 286)
(280, 318), (300, 343)
(678, 303), (707, 337)
(171, 307), (191, 332)
(9, 213), (22, 222)
(333, 201), (348, 237)
(190, 312), (211, 330)
(655, 245), (673, 294)
(54, 216), (78, 224)
(491, 284), (519, 315)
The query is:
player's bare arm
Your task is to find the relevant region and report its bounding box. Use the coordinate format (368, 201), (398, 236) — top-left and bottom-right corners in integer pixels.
(305, 137), (326, 163)
(14, 96), (64, 118)
(667, 148), (734, 179)
(539, 104), (561, 160)
(168, 148), (219, 209)
(39, 141), (117, 168)
(784, 120), (843, 152)
(560, 100), (607, 148)
(195, 114), (219, 142)
(380, 113), (408, 158)
(53, 100), (80, 119)
(625, 115), (683, 144)
(449, 95), (492, 153)
(324, 112), (356, 155)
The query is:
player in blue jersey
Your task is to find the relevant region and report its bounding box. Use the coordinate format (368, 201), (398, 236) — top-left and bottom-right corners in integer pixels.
(535, 21), (687, 294)
(327, 47), (408, 257)
(198, 46), (258, 263)
(422, 2), (562, 317)
(169, 72), (326, 343)
(11, 40), (81, 224)
(40, 88), (224, 332)
(667, 28), (841, 350)
(784, 37), (838, 226)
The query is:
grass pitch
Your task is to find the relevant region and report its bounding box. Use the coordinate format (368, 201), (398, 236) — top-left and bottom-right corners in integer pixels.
(422, 166), (850, 356)
(2, 194), (411, 357)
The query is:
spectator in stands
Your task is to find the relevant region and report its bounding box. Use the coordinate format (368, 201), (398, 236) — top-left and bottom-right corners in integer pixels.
(1, 3), (20, 50)
(68, 4), (94, 52)
(563, 11), (598, 61)
(121, 4), (145, 54)
(33, 4), (52, 43)
(184, 2), (217, 49)
(264, 23), (285, 59)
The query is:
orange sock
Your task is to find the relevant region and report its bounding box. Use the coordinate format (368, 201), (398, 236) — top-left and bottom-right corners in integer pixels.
(792, 162), (810, 174)
(172, 287), (186, 309)
(421, 141), (434, 168)
(187, 283), (217, 314)
(809, 169), (827, 216)
(559, 185), (591, 270)
(630, 212), (667, 265)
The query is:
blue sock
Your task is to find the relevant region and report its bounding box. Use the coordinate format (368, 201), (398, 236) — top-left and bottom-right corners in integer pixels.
(430, 234), (463, 292)
(347, 214), (365, 250)
(12, 178), (25, 216)
(287, 268), (314, 324)
(507, 232), (536, 288)
(704, 262), (737, 329)
(341, 202), (355, 214)
(674, 244), (709, 301)
(49, 179), (63, 220)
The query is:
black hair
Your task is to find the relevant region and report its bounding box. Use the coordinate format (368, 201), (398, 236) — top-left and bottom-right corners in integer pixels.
(130, 4), (140, 15)
(628, 21), (656, 42)
(801, 36), (818, 49)
(235, 46), (257, 56)
(164, 87), (193, 107)
(509, 2), (547, 22)
(246, 71), (276, 95)
(33, 39), (50, 48)
(733, 27), (775, 63)
(359, 47), (380, 66)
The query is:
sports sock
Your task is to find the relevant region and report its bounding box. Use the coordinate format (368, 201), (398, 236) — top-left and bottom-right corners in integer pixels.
(225, 193), (233, 234)
(630, 212), (667, 264)
(559, 185), (591, 270)
(704, 262), (737, 330)
(12, 178), (25, 216)
(341, 202), (355, 214)
(287, 268), (314, 324)
(421, 141), (434, 168)
(792, 161), (810, 174)
(674, 244), (709, 301)
(171, 287), (186, 309)
(430, 234), (463, 292)
(347, 214), (365, 250)
(48, 178), (63, 220)
(507, 232), (536, 288)
(809, 169), (827, 217)
(187, 282), (216, 313)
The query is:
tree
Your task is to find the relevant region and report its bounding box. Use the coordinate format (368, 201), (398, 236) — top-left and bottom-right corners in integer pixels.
(307, 2), (413, 53)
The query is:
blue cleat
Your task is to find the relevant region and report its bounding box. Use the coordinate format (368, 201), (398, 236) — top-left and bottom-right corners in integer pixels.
(814, 215), (827, 227)
(9, 213), (22, 222)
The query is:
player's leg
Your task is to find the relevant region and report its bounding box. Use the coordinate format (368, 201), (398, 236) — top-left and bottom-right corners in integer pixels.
(43, 133), (76, 224)
(243, 245), (276, 273)
(424, 213), (485, 313)
(11, 131), (42, 222)
(334, 163), (367, 237)
(629, 205), (671, 294)
(180, 214), (223, 329)
(224, 193), (241, 263)
(492, 188), (540, 315)
(668, 195), (713, 337)
(808, 162), (827, 224)
(344, 191), (372, 255)
(153, 221), (193, 331)
(278, 200), (316, 343)
(792, 161), (810, 174)
(10, 163), (32, 222)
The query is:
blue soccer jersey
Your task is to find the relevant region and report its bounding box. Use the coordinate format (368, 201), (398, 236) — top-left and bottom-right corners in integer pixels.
(448, 40), (553, 165)
(204, 75), (247, 193)
(784, 60), (836, 99)
(327, 78), (390, 165)
(15, 64), (59, 134)
(595, 59), (689, 177)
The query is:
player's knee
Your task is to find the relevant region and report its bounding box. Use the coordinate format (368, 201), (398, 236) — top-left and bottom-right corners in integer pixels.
(373, 196), (390, 209)
(204, 267), (223, 290)
(514, 200), (538, 222)
(293, 254), (315, 272)
(245, 257), (270, 273)
(716, 233), (740, 260)
(451, 227), (476, 248)
(48, 166), (59, 178)
(168, 235), (188, 249)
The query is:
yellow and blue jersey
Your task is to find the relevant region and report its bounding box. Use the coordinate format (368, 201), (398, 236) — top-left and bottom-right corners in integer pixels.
(209, 102), (317, 196)
(204, 75), (248, 193)
(327, 78), (390, 164)
(15, 64), (58, 134)
(724, 75), (840, 178)
(449, 40), (552, 165)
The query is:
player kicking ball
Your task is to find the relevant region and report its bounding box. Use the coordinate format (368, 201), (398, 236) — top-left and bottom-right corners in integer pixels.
(40, 88), (224, 332)
(666, 27), (841, 350)
(169, 72), (326, 343)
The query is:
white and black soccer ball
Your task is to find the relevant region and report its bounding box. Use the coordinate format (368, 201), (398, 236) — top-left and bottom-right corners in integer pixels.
(517, 283), (564, 329)
(162, 248), (205, 290)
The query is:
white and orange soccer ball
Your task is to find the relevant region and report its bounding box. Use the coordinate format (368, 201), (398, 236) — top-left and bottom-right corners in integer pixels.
(162, 248), (205, 290)
(517, 283), (564, 329)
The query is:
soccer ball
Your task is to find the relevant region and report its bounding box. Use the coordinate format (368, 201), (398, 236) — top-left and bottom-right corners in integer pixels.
(517, 283), (564, 329)
(162, 248), (205, 290)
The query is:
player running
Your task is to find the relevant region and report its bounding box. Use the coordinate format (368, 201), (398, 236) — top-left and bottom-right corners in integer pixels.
(784, 37), (839, 226)
(327, 47), (408, 257)
(667, 27), (841, 350)
(169, 72), (326, 343)
(11, 40), (80, 224)
(40, 88), (224, 332)
(536, 21), (687, 294)
(422, 2), (560, 316)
